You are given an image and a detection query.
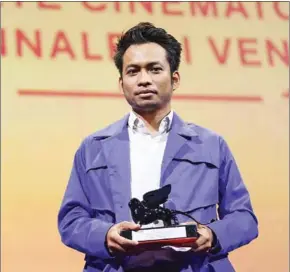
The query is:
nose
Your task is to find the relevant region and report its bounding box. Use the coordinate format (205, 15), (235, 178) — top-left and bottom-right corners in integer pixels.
(137, 69), (152, 87)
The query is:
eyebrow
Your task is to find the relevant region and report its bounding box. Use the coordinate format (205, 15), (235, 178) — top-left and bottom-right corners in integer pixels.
(125, 61), (163, 71)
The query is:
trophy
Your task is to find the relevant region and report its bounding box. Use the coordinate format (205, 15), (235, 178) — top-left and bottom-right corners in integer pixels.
(120, 185), (199, 248)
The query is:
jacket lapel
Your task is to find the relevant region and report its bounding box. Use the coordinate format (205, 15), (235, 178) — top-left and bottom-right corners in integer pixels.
(94, 115), (132, 223)
(160, 113), (198, 186)
(102, 130), (132, 223)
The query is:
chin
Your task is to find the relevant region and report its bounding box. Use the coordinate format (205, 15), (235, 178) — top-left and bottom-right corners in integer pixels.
(133, 103), (160, 113)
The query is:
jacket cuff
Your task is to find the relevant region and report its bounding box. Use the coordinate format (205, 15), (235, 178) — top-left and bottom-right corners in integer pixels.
(207, 222), (224, 255)
(90, 221), (115, 259)
(104, 224), (116, 259)
(208, 227), (222, 254)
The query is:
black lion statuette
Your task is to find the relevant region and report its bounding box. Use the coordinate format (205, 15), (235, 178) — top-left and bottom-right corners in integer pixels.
(128, 185), (179, 227)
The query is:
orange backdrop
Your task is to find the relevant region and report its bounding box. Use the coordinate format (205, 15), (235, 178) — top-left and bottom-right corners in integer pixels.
(2, 2), (289, 272)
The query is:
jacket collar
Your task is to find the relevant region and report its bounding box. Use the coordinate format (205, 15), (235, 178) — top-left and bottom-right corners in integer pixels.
(92, 112), (198, 140)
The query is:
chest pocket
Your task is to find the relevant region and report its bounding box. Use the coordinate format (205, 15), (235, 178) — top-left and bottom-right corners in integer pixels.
(166, 152), (220, 225)
(85, 153), (115, 223)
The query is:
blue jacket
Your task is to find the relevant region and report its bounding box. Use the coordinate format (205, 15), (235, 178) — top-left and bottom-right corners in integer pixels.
(58, 113), (258, 272)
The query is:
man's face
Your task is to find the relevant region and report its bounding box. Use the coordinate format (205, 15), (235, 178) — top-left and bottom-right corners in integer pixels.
(119, 42), (180, 113)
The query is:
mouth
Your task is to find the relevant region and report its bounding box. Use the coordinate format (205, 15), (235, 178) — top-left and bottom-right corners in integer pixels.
(135, 89), (157, 96)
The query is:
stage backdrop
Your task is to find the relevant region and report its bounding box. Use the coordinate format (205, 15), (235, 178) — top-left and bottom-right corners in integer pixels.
(2, 2), (289, 272)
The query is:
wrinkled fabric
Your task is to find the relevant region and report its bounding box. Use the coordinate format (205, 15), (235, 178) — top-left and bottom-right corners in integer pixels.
(58, 113), (258, 272)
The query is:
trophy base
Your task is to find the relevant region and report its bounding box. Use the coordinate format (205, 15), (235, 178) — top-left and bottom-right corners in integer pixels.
(121, 224), (199, 248)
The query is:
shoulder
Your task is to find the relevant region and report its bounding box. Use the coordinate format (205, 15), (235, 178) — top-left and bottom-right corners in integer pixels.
(184, 122), (231, 161)
(75, 115), (128, 160)
(82, 114), (129, 146)
(186, 122), (224, 144)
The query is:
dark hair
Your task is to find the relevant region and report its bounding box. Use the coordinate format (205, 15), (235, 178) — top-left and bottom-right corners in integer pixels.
(114, 22), (182, 76)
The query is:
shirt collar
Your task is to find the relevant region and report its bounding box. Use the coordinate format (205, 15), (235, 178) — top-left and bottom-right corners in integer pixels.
(128, 110), (173, 135)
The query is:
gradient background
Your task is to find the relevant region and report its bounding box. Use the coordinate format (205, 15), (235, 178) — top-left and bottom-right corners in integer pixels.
(1, 2), (289, 272)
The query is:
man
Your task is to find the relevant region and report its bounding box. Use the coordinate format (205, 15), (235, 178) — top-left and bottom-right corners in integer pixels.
(58, 22), (258, 272)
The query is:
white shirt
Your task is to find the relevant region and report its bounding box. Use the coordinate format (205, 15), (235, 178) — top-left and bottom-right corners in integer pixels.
(125, 111), (175, 269)
(128, 110), (173, 202)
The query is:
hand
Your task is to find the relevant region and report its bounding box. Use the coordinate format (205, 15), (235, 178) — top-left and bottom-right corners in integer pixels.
(106, 221), (141, 256)
(192, 224), (214, 253)
(181, 222), (214, 253)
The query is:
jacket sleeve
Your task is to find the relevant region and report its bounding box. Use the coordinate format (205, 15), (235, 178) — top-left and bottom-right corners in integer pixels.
(57, 141), (114, 259)
(207, 137), (258, 255)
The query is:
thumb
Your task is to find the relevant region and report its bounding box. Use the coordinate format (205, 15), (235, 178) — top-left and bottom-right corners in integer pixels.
(119, 221), (141, 231)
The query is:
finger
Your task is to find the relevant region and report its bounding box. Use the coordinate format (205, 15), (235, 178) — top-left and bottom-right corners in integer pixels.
(118, 221), (141, 231)
(197, 226), (210, 237)
(112, 232), (139, 247)
(192, 235), (208, 249)
(192, 242), (211, 253)
(108, 242), (126, 254)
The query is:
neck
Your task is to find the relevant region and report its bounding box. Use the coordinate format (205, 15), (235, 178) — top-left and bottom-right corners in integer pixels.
(133, 105), (171, 133)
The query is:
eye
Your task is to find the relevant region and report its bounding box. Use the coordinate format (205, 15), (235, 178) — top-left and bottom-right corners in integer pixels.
(151, 67), (162, 73)
(127, 69), (138, 75)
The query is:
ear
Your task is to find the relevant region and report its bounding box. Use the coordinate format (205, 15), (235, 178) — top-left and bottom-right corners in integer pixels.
(118, 76), (124, 93)
(172, 71), (180, 91)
